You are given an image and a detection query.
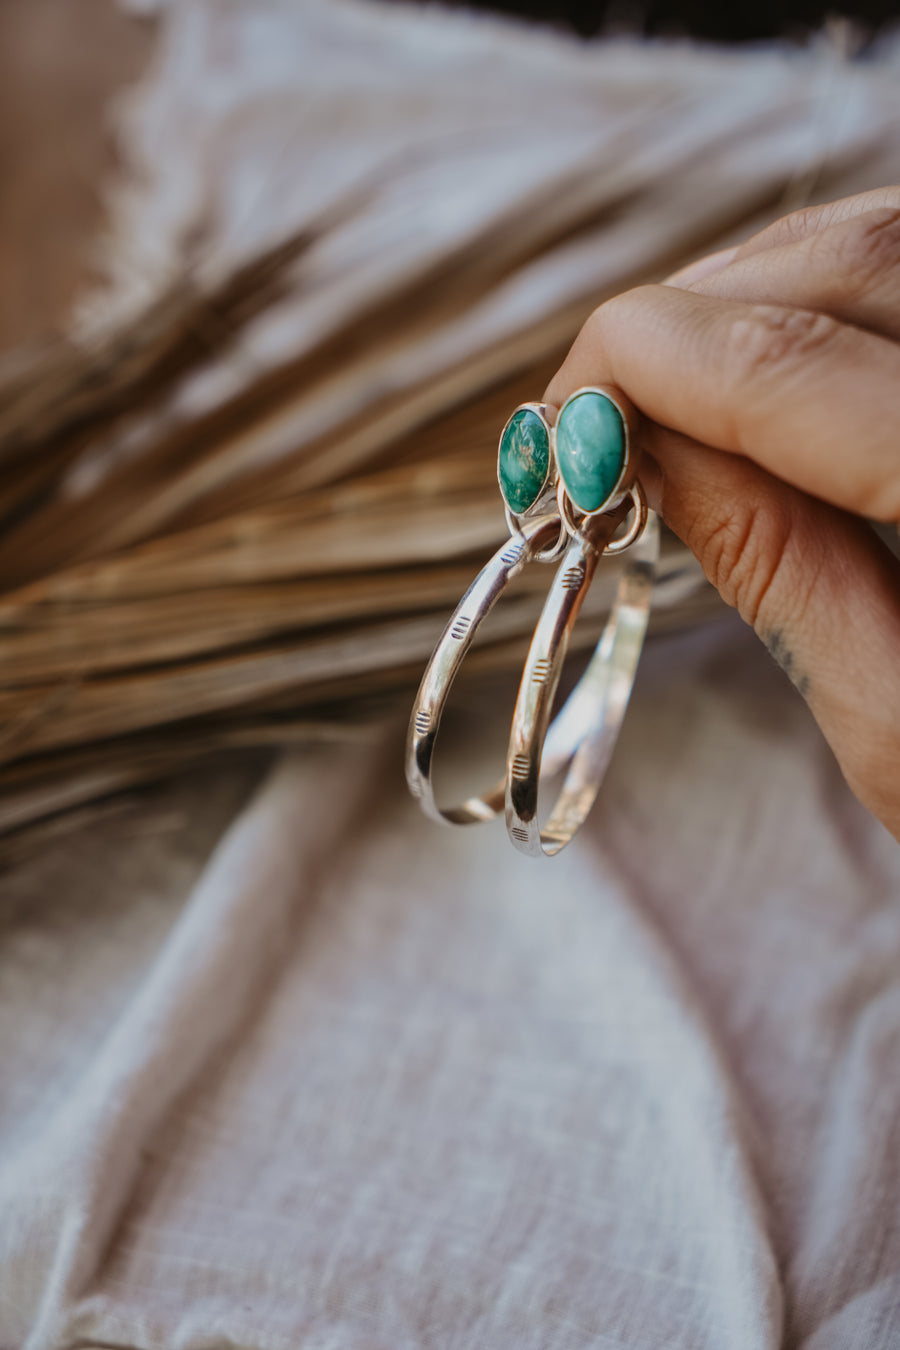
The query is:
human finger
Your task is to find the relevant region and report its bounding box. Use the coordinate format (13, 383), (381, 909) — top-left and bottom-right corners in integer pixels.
(641, 426), (900, 839)
(544, 284), (900, 523)
(667, 185), (900, 287)
(677, 206), (900, 343)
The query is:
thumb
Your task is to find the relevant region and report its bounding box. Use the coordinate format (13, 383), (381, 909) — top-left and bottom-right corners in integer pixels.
(643, 427), (900, 839)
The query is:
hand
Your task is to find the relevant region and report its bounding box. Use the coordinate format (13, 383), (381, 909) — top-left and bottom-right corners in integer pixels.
(544, 188), (900, 840)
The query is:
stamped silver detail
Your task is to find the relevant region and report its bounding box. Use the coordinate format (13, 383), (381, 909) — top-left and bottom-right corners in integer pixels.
(404, 510), (561, 830)
(560, 566), (585, 591)
(510, 753), (531, 780)
(500, 541), (526, 568)
(504, 509), (660, 858)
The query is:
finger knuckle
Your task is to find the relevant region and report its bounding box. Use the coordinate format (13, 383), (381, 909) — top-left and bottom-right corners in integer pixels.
(726, 305), (841, 389)
(816, 207), (900, 296)
(752, 189), (900, 256)
(776, 203), (825, 245)
(582, 287), (640, 340)
(694, 492), (799, 630)
(578, 304), (604, 344)
(546, 288), (648, 403)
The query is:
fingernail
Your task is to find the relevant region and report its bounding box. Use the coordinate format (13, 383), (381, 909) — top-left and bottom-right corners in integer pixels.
(664, 245), (739, 288)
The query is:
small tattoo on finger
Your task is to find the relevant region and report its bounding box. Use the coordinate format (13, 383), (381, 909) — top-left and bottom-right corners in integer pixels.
(762, 628), (811, 699)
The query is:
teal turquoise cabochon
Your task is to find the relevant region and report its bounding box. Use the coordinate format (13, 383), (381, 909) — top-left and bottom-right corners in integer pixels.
(555, 389), (627, 514)
(498, 407), (551, 516)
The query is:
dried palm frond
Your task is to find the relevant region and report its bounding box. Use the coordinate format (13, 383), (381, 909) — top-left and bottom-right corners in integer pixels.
(2, 0), (899, 847)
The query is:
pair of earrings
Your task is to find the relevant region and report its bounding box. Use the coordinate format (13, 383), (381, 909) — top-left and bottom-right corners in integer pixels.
(497, 386), (646, 556)
(405, 384), (657, 857)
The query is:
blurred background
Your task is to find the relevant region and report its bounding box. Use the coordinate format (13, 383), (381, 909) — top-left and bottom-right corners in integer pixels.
(1, 0), (899, 854)
(2, 0), (896, 351)
(4, 7), (900, 1348)
(447, 0), (897, 41)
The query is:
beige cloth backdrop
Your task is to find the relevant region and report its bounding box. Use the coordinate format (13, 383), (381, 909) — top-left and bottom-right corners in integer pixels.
(2, 2), (900, 1347)
(2, 616), (900, 1349)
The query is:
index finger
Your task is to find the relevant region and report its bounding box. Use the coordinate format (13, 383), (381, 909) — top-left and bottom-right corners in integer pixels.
(544, 284), (900, 524)
(668, 185), (900, 286)
(732, 185), (900, 262)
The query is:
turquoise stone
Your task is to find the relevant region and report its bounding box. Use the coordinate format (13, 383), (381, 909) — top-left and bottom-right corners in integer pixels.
(498, 409), (550, 515)
(555, 391), (626, 513)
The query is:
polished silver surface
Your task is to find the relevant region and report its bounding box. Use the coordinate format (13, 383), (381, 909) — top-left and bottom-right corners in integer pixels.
(405, 510), (561, 826)
(505, 508), (660, 857)
(560, 480), (648, 557)
(408, 381), (659, 855)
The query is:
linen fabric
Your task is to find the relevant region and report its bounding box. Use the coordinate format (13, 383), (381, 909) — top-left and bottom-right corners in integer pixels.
(2, 617), (899, 1349)
(4, 1), (900, 1344)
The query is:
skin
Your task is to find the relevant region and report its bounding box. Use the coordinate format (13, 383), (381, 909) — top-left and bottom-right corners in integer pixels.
(543, 187), (900, 841)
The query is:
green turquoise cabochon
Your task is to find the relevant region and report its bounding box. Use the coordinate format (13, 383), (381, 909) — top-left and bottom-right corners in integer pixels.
(555, 390), (627, 514)
(498, 408), (551, 516)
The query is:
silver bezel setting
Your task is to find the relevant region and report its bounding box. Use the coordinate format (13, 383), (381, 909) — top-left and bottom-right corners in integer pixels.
(497, 401), (557, 520)
(552, 385), (638, 537)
